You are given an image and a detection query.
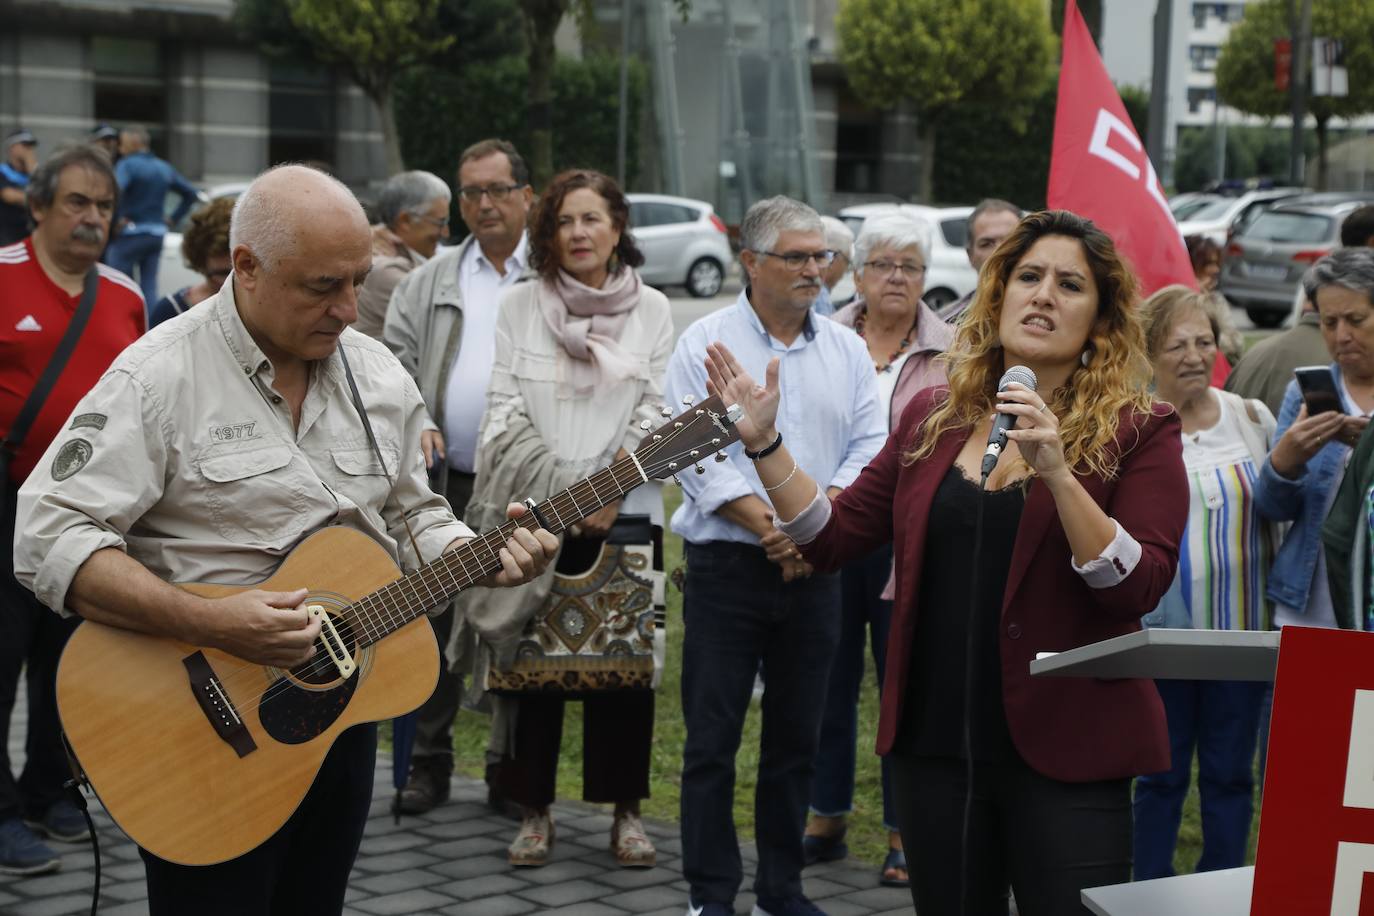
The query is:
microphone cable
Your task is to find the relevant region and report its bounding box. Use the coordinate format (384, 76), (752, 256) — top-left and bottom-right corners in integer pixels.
(960, 471), (992, 916)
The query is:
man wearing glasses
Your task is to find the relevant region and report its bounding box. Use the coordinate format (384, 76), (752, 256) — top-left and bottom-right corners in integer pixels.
(355, 170), (452, 339)
(665, 196), (885, 916)
(383, 138), (534, 815)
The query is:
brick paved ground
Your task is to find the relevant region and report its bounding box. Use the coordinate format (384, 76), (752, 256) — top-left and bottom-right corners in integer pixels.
(3, 695), (913, 916)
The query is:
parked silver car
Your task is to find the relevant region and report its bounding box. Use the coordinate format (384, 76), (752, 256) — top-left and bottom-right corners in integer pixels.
(627, 193), (734, 298)
(835, 203), (976, 311)
(1220, 192), (1374, 327)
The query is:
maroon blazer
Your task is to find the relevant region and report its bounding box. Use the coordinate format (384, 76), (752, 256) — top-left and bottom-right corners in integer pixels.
(800, 387), (1187, 783)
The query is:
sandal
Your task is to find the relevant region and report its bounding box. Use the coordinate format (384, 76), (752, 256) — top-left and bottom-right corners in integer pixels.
(610, 812), (657, 867)
(801, 825), (848, 866)
(880, 847), (910, 888)
(508, 810), (554, 867)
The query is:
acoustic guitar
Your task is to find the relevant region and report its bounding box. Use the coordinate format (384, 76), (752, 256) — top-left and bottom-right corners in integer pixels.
(56, 396), (741, 865)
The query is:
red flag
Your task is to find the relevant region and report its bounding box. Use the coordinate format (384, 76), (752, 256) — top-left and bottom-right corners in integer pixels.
(1048, 0), (1196, 296)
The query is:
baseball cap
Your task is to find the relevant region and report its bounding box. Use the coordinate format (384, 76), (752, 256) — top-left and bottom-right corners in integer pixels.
(4, 128), (37, 148)
(90, 124), (120, 141)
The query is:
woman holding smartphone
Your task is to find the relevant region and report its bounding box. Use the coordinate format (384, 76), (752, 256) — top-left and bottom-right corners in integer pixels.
(1255, 248), (1374, 631)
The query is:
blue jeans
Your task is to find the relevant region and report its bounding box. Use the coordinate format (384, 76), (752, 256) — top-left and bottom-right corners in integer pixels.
(810, 543), (897, 832)
(680, 541), (841, 905)
(105, 231), (163, 307)
(1132, 679), (1266, 879)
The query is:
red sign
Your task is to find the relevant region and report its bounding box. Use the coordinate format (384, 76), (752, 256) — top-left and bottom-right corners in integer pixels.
(1253, 627), (1374, 915)
(1047, 0), (1197, 297)
(1276, 38), (1293, 92)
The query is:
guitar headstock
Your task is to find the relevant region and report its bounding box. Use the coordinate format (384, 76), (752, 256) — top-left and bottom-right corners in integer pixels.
(634, 395), (743, 480)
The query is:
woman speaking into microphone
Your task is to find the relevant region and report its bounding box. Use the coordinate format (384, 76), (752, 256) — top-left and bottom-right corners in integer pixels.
(705, 210), (1187, 916)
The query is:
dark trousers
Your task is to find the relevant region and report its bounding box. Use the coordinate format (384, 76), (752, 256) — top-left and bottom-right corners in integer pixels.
(680, 541), (841, 905)
(410, 470), (475, 766)
(891, 752), (1132, 916)
(491, 690), (654, 809)
(104, 231), (163, 309)
(811, 544), (896, 831)
(1132, 678), (1265, 879)
(1, 480), (80, 821)
(141, 723), (377, 916)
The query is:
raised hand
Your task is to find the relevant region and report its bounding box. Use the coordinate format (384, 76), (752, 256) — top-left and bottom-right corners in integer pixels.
(705, 342), (780, 451)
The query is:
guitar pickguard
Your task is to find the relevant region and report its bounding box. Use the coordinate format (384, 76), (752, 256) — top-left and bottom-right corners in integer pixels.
(258, 600), (367, 745)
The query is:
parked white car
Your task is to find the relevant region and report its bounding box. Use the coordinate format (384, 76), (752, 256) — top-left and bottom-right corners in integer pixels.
(1175, 187), (1306, 246)
(627, 193), (734, 298)
(156, 181), (248, 302)
(835, 203), (976, 311)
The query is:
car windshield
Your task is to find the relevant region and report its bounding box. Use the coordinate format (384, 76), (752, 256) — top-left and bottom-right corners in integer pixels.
(1171, 197), (1219, 220)
(1244, 211), (1333, 244)
(1180, 198), (1236, 222)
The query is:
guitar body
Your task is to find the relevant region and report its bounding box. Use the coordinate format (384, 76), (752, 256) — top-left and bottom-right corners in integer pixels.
(55, 526), (440, 866)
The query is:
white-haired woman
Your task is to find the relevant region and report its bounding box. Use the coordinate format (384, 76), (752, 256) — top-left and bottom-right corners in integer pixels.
(804, 214), (955, 887)
(355, 169), (451, 339)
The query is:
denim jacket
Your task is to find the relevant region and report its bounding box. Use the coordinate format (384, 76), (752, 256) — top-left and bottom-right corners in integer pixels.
(1254, 368), (1354, 613)
(114, 151), (198, 235)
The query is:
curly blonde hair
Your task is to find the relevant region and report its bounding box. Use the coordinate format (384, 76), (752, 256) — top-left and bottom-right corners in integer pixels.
(908, 210), (1156, 480)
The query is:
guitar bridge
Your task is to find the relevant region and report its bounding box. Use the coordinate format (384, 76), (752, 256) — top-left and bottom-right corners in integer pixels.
(183, 651), (257, 758)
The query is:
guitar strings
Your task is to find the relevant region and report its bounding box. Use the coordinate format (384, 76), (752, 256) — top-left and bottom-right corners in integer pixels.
(208, 414), (718, 718)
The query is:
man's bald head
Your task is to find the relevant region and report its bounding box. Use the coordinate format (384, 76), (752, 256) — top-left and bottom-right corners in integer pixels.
(230, 164), (368, 271)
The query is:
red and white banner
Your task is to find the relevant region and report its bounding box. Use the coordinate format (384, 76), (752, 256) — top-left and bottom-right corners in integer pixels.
(1047, 0), (1196, 297)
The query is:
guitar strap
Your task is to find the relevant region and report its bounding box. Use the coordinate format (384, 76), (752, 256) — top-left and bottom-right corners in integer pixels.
(337, 344), (429, 567)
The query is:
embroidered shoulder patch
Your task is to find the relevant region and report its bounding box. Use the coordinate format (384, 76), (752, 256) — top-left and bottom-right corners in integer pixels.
(69, 413), (107, 431)
(52, 439), (94, 481)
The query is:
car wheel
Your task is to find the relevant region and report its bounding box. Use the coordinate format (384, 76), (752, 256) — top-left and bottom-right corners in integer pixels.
(923, 288), (956, 311)
(1245, 307), (1285, 329)
(686, 258), (724, 298)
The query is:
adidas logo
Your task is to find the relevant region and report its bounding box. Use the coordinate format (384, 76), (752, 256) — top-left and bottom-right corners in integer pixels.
(15, 315), (41, 332)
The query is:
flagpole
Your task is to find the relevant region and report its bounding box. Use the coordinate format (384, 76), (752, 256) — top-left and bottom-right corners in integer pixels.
(1288, 0), (1312, 186)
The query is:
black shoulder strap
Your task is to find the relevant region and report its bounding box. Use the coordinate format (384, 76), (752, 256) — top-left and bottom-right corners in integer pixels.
(2, 268), (101, 456)
(338, 343), (429, 565)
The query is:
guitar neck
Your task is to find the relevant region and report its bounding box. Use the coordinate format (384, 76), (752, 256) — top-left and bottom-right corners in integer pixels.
(351, 455), (648, 646)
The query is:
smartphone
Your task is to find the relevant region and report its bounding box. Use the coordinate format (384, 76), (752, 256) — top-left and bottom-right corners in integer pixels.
(1294, 366), (1346, 416)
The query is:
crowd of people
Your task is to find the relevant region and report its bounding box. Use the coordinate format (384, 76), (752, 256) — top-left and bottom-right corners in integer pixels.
(3, 121), (1374, 916)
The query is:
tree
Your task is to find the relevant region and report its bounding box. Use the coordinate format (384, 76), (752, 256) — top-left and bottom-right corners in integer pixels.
(836, 0), (1057, 201)
(1215, 0), (1374, 189)
(236, 0), (454, 175)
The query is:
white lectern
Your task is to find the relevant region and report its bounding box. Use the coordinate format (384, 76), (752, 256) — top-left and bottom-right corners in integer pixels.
(1032, 628), (1276, 914)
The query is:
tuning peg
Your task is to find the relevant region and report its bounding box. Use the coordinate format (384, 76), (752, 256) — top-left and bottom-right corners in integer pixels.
(639, 419), (652, 431)
(660, 406), (673, 418)
(672, 474), (682, 486)
(681, 395), (695, 406)
(668, 462), (678, 471)
(690, 450), (700, 458)
(714, 451), (728, 463)
(694, 464), (706, 475)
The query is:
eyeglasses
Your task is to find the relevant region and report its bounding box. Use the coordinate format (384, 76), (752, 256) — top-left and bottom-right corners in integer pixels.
(755, 249), (836, 271)
(416, 214), (450, 228)
(457, 183), (524, 204)
(863, 260), (926, 279)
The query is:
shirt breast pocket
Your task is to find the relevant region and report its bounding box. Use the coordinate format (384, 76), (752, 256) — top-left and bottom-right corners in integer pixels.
(329, 445), (400, 514)
(196, 440), (311, 546)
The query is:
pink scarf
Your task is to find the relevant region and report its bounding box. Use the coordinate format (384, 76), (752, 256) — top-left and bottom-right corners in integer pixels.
(536, 267), (642, 393)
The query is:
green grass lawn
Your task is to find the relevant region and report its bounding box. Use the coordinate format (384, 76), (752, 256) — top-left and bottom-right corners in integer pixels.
(428, 486), (1256, 875)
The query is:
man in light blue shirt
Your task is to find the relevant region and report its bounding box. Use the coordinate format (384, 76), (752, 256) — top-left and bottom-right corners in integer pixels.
(666, 196), (884, 916)
(105, 124), (200, 306)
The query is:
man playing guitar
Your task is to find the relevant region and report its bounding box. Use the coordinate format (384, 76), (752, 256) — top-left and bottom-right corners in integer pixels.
(12, 164), (558, 914)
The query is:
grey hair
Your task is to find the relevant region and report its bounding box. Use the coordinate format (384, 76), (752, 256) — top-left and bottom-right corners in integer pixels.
(739, 195), (823, 254)
(230, 163), (359, 271)
(1305, 247), (1374, 308)
(377, 170), (451, 228)
(26, 144), (118, 214)
(965, 198), (1021, 247)
(819, 216), (855, 262)
(853, 213), (932, 278)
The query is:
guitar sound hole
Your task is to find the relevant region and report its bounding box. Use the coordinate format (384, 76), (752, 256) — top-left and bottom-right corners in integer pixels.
(293, 614), (358, 685)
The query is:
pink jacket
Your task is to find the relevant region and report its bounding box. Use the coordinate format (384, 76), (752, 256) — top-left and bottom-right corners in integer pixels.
(831, 299), (955, 430)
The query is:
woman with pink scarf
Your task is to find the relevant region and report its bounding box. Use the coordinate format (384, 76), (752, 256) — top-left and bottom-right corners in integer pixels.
(468, 169), (672, 870)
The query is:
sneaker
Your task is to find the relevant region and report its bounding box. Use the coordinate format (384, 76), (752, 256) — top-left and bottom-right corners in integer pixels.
(508, 809), (554, 867)
(0, 817), (60, 876)
(611, 811), (657, 867)
(686, 900), (734, 916)
(25, 800), (89, 844)
(396, 757), (452, 815)
(752, 896), (827, 916)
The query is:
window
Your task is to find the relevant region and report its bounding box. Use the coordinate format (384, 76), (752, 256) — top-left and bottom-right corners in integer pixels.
(1245, 212), (1333, 244)
(940, 217), (966, 249)
(1193, 4), (1208, 28)
(91, 37), (166, 148)
(269, 60), (335, 168)
(1189, 45), (1220, 72)
(1187, 87), (1217, 113)
(631, 202), (697, 228)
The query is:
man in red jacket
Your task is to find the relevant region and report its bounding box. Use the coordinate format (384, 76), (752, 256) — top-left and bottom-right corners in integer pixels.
(0, 145), (144, 875)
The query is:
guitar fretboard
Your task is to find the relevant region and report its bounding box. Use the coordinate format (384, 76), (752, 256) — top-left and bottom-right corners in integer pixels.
(347, 455), (648, 648)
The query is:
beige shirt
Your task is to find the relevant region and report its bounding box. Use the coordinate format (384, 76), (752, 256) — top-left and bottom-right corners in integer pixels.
(355, 225), (426, 340)
(14, 281), (472, 617)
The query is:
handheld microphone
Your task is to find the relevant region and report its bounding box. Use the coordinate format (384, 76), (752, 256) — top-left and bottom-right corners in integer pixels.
(980, 365), (1038, 482)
